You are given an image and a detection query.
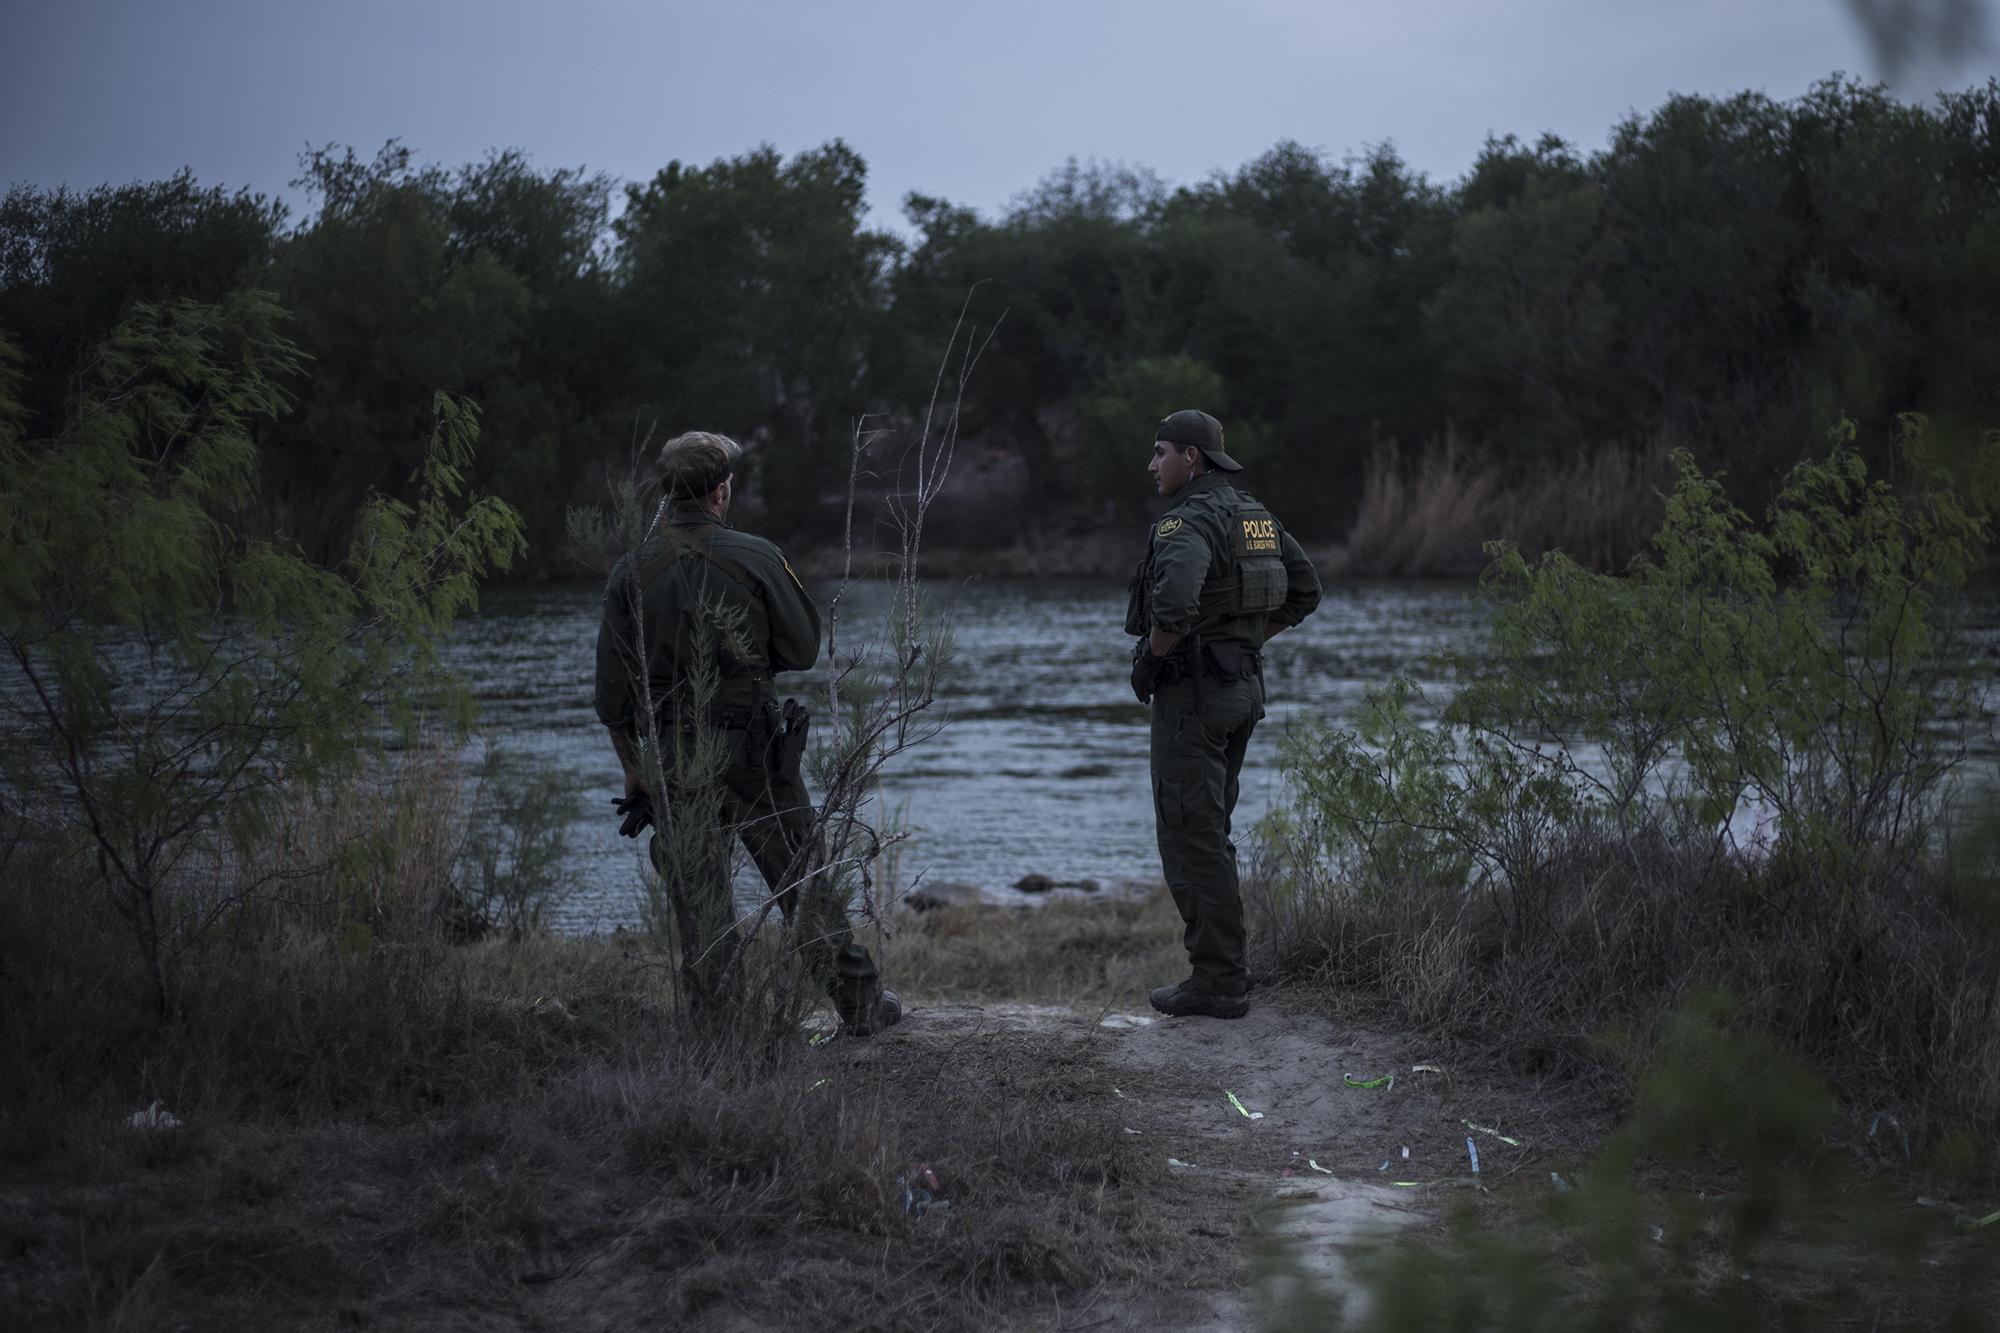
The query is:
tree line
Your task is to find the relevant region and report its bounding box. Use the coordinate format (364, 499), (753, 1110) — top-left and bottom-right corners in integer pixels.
(3, 75), (1996, 573)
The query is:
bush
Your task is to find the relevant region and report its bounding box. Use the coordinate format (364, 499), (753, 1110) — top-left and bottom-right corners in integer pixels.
(0, 294), (523, 1014)
(1292, 993), (2000, 1331)
(1258, 421), (2000, 1134)
(457, 744), (582, 937)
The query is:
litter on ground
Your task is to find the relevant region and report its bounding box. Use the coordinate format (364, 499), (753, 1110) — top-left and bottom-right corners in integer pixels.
(1307, 1159), (1334, 1174)
(1167, 1157), (1196, 1168)
(125, 1102), (181, 1132)
(896, 1176), (946, 1219)
(1225, 1091), (1265, 1120)
(1343, 1072), (1394, 1090)
(1466, 1137), (1481, 1174)
(1464, 1119), (1523, 1147)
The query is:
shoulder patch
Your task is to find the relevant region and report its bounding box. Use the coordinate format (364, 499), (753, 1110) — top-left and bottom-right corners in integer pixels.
(1156, 517), (1184, 538)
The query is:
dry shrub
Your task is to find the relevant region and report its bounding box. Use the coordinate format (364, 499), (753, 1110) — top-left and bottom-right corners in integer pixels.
(1253, 828), (2000, 1143)
(887, 887), (1185, 1006)
(1345, 438), (1673, 576)
(0, 799), (1196, 1330)
(226, 730), (471, 944)
(1, 921), (1183, 1331)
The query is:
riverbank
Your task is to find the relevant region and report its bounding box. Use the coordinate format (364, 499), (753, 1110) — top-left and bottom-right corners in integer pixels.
(785, 536), (1354, 584)
(0, 879), (1470, 1330)
(6, 868), (1993, 1330)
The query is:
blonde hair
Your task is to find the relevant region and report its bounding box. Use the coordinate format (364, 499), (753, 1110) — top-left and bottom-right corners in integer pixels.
(656, 431), (740, 500)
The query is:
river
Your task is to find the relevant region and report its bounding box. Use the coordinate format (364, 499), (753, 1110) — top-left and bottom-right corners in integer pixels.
(442, 577), (1495, 931)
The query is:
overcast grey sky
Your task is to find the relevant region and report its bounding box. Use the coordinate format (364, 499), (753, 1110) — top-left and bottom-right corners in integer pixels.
(4, 0), (1996, 230)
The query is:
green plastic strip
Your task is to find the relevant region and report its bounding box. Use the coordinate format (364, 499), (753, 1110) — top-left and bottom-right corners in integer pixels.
(1969, 1208), (2000, 1229)
(1344, 1073), (1394, 1089)
(1307, 1158), (1334, 1174)
(1464, 1120), (1523, 1147)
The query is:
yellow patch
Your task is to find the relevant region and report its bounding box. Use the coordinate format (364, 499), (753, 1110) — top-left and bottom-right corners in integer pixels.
(1241, 517), (1279, 553)
(1156, 517), (1184, 538)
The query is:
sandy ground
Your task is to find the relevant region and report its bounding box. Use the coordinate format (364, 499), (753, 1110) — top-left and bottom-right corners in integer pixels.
(828, 994), (1568, 1331)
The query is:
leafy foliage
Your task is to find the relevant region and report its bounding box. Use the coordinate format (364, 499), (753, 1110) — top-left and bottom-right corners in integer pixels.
(7, 79), (1994, 565)
(1298, 993), (1998, 1332)
(1269, 420), (1996, 914)
(0, 294), (524, 1011)
(457, 746), (582, 937)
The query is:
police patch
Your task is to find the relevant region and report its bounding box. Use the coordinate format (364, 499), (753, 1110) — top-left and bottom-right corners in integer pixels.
(1156, 517), (1184, 537)
(1239, 516), (1279, 554)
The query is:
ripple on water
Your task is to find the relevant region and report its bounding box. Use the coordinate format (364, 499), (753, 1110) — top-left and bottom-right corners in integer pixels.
(439, 577), (1490, 931)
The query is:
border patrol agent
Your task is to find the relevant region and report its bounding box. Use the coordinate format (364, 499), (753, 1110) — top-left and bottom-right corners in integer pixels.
(1127, 410), (1321, 1018)
(595, 432), (900, 1036)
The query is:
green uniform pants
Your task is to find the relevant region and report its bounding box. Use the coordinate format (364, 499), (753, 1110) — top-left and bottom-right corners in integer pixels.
(1150, 669), (1264, 993)
(650, 723), (871, 1011)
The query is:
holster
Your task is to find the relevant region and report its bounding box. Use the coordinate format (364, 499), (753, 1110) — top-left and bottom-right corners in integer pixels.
(1201, 639), (1259, 685)
(776, 697), (811, 786)
(743, 699), (778, 773)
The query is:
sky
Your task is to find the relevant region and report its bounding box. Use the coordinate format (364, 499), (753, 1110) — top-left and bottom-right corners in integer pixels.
(3, 0), (1996, 232)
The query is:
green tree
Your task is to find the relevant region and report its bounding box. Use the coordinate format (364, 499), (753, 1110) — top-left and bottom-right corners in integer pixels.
(1270, 419), (1994, 916)
(1593, 91), (1807, 481)
(883, 163), (1158, 474)
(442, 149), (622, 562)
(614, 141), (896, 532)
(0, 293), (523, 1013)
(1076, 355), (1226, 518)
(1427, 134), (1614, 455)
(0, 172), (285, 435)
(265, 143), (533, 562)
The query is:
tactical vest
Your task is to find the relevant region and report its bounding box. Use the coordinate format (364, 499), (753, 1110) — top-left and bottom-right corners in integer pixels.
(1125, 488), (1289, 640)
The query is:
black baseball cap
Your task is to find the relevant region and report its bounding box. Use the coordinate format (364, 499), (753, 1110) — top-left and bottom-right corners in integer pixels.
(1155, 409), (1242, 472)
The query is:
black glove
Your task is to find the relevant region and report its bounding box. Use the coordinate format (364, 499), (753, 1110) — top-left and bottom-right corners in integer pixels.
(1130, 642), (1166, 704)
(613, 789), (655, 838)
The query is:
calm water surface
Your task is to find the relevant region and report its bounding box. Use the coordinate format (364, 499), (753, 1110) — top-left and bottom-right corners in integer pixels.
(443, 577), (1491, 931)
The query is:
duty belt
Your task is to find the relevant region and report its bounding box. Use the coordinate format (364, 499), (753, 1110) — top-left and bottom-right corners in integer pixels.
(1156, 641), (1262, 685)
(658, 676), (775, 732)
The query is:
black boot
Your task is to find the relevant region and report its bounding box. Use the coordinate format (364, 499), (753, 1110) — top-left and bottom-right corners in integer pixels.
(831, 943), (904, 1037)
(1148, 978), (1248, 1019)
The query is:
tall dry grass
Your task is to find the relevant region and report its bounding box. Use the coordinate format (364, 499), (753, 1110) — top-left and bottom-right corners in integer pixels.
(1344, 439), (1674, 576)
(1250, 826), (2000, 1152)
(0, 753), (1206, 1330)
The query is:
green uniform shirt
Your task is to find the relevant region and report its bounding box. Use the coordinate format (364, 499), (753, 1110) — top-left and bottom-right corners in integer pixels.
(594, 508), (820, 735)
(1126, 471), (1322, 647)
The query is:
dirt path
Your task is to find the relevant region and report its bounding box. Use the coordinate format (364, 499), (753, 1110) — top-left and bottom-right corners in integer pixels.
(4, 962), (1590, 1331)
(838, 994), (1573, 1329)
